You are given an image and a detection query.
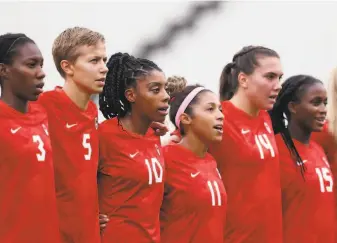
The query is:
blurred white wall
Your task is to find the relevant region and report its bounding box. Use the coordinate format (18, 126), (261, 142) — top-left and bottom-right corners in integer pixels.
(1, 1), (337, 120)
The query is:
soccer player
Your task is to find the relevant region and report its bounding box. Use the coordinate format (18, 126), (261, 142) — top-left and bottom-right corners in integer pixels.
(161, 75), (187, 145)
(209, 46), (283, 243)
(98, 52), (169, 242)
(269, 75), (335, 243)
(0, 33), (60, 242)
(38, 27), (108, 243)
(160, 85), (226, 243)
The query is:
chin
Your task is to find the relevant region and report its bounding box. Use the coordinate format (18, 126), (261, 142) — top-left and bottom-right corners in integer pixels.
(312, 126), (324, 132)
(212, 136), (223, 143)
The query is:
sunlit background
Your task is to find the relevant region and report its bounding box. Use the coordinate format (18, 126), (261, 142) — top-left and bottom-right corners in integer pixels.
(2, 1), (337, 121)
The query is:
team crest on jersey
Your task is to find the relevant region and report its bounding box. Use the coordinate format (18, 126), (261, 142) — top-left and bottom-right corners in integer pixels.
(155, 144), (161, 156)
(264, 122), (272, 134)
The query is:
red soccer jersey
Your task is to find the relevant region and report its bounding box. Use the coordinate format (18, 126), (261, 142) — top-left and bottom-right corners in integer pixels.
(38, 88), (100, 243)
(0, 100), (60, 243)
(276, 135), (336, 243)
(312, 122), (337, 164)
(160, 144), (227, 243)
(209, 101), (283, 243)
(98, 118), (165, 243)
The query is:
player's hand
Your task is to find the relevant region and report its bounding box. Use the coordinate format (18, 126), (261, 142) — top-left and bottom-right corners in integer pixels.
(99, 213), (109, 232)
(151, 122), (168, 136)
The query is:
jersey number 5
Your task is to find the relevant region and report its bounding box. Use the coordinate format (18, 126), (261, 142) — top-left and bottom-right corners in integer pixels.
(82, 133), (92, 161)
(145, 158), (163, 185)
(32, 135), (46, 162)
(315, 167), (333, 193)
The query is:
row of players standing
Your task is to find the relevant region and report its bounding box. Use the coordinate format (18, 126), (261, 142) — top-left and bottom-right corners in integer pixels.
(0, 27), (336, 243)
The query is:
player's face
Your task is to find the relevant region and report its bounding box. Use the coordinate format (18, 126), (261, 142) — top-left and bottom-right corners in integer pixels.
(71, 41), (108, 94)
(189, 91), (224, 143)
(134, 70), (169, 123)
(1, 42), (45, 101)
(245, 56), (283, 111)
(290, 82), (327, 132)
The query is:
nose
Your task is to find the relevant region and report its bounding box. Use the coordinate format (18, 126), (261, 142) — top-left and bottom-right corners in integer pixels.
(216, 108), (224, 122)
(36, 65), (45, 80)
(318, 102), (327, 114)
(101, 61), (108, 74)
(274, 80), (281, 92)
(162, 87), (170, 103)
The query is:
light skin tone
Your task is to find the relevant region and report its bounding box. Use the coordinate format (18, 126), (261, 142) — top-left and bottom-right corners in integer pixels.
(179, 91), (224, 157)
(0, 42), (45, 113)
(231, 56), (283, 117)
(288, 82), (327, 144)
(121, 70), (170, 135)
(60, 41), (108, 110)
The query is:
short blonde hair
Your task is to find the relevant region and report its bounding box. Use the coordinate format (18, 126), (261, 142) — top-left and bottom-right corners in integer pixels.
(166, 75), (187, 96)
(52, 27), (105, 77)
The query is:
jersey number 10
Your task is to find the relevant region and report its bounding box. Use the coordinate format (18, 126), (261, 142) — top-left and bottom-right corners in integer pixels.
(145, 158), (163, 185)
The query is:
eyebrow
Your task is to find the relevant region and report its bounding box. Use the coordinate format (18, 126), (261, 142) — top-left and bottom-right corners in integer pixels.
(147, 81), (166, 87)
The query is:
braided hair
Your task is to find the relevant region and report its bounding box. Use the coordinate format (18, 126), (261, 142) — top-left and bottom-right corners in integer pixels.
(219, 45), (279, 101)
(269, 75), (323, 177)
(99, 52), (162, 119)
(0, 33), (34, 86)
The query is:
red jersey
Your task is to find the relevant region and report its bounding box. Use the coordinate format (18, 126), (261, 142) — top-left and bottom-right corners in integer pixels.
(276, 135), (336, 243)
(38, 88), (100, 243)
(312, 122), (337, 164)
(160, 144), (226, 243)
(0, 101), (60, 243)
(209, 101), (282, 243)
(98, 118), (165, 243)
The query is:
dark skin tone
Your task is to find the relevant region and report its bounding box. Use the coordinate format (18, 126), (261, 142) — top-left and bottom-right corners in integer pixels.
(0, 42), (45, 113)
(121, 70), (170, 135)
(288, 82), (327, 144)
(99, 70), (169, 231)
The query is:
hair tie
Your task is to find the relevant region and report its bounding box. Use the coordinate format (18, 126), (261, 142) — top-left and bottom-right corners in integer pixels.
(225, 62), (236, 74)
(175, 87), (205, 128)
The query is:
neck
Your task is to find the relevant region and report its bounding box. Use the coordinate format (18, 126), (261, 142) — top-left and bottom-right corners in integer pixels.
(63, 79), (91, 110)
(230, 91), (259, 117)
(120, 111), (152, 135)
(180, 131), (208, 157)
(1, 91), (28, 113)
(288, 121), (311, 144)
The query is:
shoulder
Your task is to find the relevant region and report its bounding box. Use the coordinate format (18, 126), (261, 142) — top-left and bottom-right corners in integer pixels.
(98, 118), (119, 136)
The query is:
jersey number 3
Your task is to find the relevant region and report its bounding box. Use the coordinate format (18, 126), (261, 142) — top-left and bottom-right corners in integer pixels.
(32, 135), (46, 162)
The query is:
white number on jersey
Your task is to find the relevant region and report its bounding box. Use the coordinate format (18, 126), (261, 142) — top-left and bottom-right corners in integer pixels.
(255, 134), (275, 159)
(315, 167), (333, 193)
(32, 135), (46, 162)
(82, 133), (92, 160)
(207, 180), (222, 206)
(144, 158), (163, 185)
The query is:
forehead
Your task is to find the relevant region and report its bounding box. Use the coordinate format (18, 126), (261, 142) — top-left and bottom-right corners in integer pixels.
(14, 42), (42, 61)
(254, 56), (283, 75)
(140, 70), (166, 84)
(196, 91), (219, 104)
(301, 82), (326, 98)
(75, 41), (106, 58)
